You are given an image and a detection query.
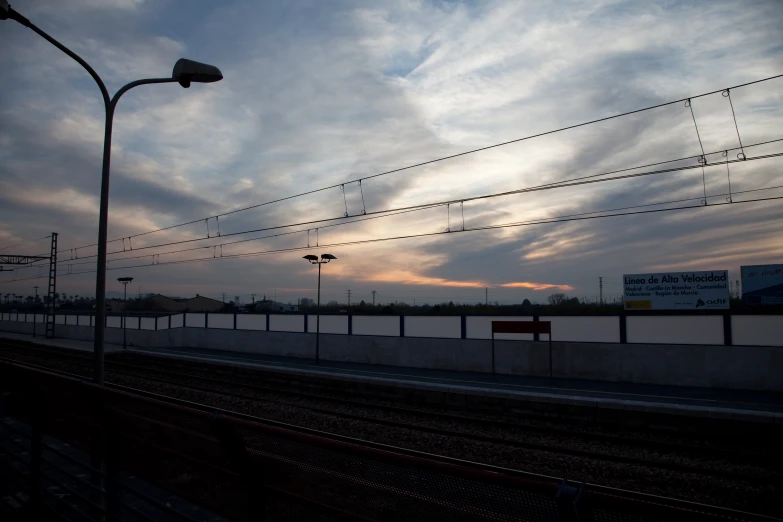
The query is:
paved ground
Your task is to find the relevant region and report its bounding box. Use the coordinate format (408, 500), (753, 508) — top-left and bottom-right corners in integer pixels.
(3, 331), (782, 414)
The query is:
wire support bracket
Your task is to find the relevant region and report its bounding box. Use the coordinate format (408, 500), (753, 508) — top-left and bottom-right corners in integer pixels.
(723, 151), (734, 203)
(686, 98), (709, 205)
(358, 179), (367, 215)
(341, 185), (349, 217)
(722, 89), (746, 160)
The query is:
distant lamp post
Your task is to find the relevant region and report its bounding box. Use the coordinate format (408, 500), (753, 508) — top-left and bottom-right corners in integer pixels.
(303, 254), (337, 364)
(118, 277), (133, 350)
(33, 285), (39, 338)
(1, 1), (223, 385)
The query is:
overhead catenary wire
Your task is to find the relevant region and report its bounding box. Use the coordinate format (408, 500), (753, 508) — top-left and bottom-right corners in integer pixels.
(55, 73), (783, 256)
(0, 234), (52, 252)
(15, 146), (783, 273)
(45, 139), (783, 267)
(5, 188), (782, 284)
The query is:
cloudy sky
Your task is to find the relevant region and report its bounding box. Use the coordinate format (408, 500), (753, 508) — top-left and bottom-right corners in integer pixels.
(1, 0), (782, 306)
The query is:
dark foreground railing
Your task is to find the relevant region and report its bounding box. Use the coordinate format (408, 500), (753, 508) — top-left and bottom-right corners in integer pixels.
(0, 361), (773, 521)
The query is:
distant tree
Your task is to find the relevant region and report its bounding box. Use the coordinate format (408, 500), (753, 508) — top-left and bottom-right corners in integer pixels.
(327, 300), (339, 307)
(359, 300), (366, 307)
(522, 299), (532, 308)
(548, 293), (567, 306)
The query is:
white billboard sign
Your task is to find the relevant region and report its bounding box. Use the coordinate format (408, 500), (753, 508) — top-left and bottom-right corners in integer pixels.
(623, 270), (729, 310)
(741, 264), (783, 305)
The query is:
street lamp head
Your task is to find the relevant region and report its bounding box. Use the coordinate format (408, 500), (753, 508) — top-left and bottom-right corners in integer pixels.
(172, 58), (223, 88)
(321, 254), (337, 261)
(0, 0), (26, 24)
(118, 277), (134, 283)
(303, 255), (318, 262)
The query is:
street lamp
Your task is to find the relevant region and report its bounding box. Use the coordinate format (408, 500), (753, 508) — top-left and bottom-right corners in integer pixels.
(33, 285), (38, 338)
(303, 254), (337, 364)
(118, 277), (133, 350)
(2, 1), (222, 384)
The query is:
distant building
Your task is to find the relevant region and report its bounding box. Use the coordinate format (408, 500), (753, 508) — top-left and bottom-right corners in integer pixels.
(107, 294), (224, 313)
(249, 299), (299, 313)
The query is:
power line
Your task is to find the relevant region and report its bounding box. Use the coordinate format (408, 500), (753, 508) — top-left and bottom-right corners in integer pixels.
(21, 154), (783, 275)
(50, 141), (783, 267)
(5, 189), (782, 284)
(0, 234), (52, 252)
(56, 73), (783, 255)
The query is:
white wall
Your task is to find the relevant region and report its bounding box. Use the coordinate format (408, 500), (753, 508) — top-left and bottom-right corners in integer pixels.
(540, 316), (620, 343)
(732, 315), (783, 346)
(627, 316), (724, 345)
(405, 316), (461, 338)
(208, 314), (234, 329)
(126, 317), (140, 329)
(353, 316), (400, 337)
(185, 313), (205, 328)
(140, 317), (157, 330)
(106, 316), (121, 328)
(308, 315), (348, 334)
(269, 314), (304, 332)
(3, 312), (779, 347)
(236, 314), (266, 330)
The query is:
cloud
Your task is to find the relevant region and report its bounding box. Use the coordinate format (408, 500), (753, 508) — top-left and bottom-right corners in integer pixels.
(500, 282), (574, 291)
(1, 0), (782, 304)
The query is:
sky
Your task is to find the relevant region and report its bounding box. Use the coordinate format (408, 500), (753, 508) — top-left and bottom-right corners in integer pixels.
(1, 0), (782, 306)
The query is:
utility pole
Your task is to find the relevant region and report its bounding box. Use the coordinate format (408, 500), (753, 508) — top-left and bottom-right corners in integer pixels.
(485, 287), (488, 306)
(251, 293), (256, 304)
(599, 277), (603, 305)
(222, 292), (225, 303)
(346, 289), (352, 307)
(372, 290), (376, 307)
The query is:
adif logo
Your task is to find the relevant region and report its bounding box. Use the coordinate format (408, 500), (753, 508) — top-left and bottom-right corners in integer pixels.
(696, 298), (706, 308)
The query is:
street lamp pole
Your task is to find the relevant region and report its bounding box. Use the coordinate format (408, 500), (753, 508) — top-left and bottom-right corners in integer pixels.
(303, 254), (337, 364)
(2, 2), (222, 385)
(33, 285), (38, 338)
(118, 277), (133, 350)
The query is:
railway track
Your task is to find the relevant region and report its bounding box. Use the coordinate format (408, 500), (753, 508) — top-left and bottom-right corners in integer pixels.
(1, 340), (780, 486)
